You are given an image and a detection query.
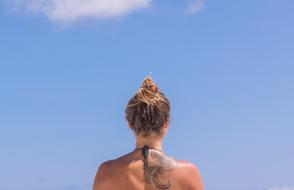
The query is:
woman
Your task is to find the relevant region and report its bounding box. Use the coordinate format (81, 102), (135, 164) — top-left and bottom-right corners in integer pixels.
(93, 76), (204, 190)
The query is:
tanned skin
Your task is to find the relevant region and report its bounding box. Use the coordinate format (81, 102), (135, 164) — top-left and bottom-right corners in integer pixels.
(93, 123), (204, 190)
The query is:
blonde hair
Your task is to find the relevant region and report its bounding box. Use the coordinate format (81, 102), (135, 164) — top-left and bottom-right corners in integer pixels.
(125, 76), (170, 137)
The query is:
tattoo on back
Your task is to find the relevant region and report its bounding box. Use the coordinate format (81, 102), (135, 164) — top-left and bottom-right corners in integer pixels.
(143, 150), (178, 190)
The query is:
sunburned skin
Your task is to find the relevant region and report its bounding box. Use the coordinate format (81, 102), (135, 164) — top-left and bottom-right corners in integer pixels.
(144, 149), (178, 190)
(92, 148), (204, 190)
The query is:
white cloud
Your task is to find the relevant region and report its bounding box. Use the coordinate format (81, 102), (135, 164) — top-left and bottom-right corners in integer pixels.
(269, 186), (294, 190)
(187, 0), (205, 14)
(7, 0), (205, 24)
(9, 0), (152, 23)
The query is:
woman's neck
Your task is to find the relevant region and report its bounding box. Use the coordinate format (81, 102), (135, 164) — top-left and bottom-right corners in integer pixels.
(135, 136), (163, 151)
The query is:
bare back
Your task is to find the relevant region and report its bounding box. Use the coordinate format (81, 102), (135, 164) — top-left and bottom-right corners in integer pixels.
(93, 149), (204, 190)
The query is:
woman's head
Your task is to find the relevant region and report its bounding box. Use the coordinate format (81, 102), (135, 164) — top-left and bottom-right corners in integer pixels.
(125, 76), (170, 138)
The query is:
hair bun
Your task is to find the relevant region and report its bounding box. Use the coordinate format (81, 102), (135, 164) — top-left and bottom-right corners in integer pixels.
(141, 76), (159, 93)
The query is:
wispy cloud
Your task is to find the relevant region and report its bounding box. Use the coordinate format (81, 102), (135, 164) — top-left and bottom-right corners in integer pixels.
(6, 0), (204, 24)
(8, 0), (152, 23)
(269, 185), (294, 190)
(187, 0), (205, 15)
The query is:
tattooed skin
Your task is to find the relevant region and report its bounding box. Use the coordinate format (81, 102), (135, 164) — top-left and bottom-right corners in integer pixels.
(143, 150), (178, 190)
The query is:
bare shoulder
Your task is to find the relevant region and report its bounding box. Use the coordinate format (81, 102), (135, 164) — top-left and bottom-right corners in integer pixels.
(92, 160), (114, 190)
(92, 154), (134, 190)
(175, 160), (204, 190)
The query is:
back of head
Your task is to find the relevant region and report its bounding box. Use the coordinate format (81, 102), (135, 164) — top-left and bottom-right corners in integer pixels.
(125, 76), (170, 137)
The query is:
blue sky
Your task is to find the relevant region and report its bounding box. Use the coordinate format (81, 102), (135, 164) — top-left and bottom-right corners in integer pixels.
(0, 0), (294, 190)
